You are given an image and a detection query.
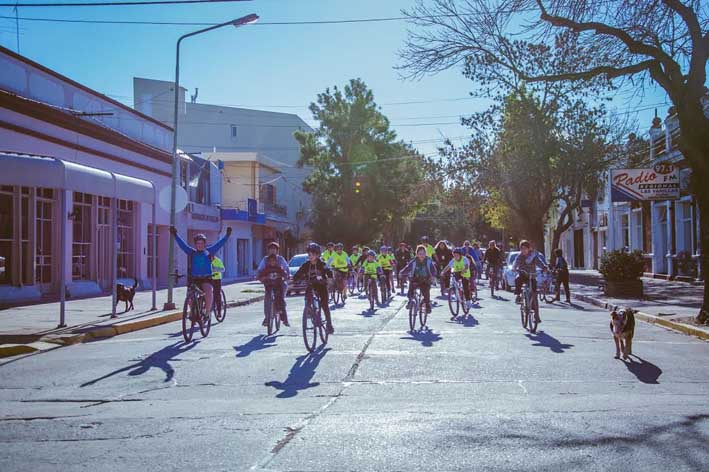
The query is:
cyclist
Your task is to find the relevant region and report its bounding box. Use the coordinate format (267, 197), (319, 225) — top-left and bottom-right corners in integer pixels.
(257, 254), (290, 327)
(170, 225), (231, 318)
(513, 240), (549, 322)
(327, 243), (351, 302)
(441, 247), (473, 318)
(361, 250), (384, 304)
(211, 254), (225, 315)
(399, 245), (437, 314)
(377, 245), (395, 298)
(256, 242), (290, 326)
(420, 236), (435, 258)
(394, 242), (412, 290)
(292, 243), (335, 334)
(483, 240), (503, 286)
(434, 240), (453, 294)
(350, 245), (362, 267)
(472, 242), (484, 282)
(321, 242), (335, 264)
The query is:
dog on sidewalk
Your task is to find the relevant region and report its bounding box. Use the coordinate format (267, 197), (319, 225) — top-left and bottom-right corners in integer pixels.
(610, 306), (636, 360)
(116, 278), (138, 313)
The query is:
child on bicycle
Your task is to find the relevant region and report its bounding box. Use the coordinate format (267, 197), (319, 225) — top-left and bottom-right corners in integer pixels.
(399, 245), (437, 314)
(360, 250), (384, 303)
(292, 243), (335, 334)
(257, 253), (290, 327)
(170, 225), (231, 318)
(441, 248), (473, 318)
(326, 243), (351, 302)
(513, 240), (549, 322)
(377, 245), (395, 297)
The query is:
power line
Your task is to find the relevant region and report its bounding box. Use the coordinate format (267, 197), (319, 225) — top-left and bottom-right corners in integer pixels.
(0, 0), (250, 6)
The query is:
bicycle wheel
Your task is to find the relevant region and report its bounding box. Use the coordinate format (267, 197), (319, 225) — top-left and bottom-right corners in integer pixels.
(267, 293), (278, 336)
(490, 274), (496, 298)
(182, 296), (195, 343)
(380, 282), (387, 305)
(520, 292), (528, 329)
(302, 298), (317, 352)
(214, 289), (227, 323)
(347, 274), (356, 296)
(461, 287), (470, 315)
(542, 281), (555, 304)
(316, 302), (328, 345)
(368, 280), (376, 311)
(198, 296), (211, 337)
(408, 298), (417, 332)
(419, 295), (428, 328)
(357, 275), (365, 294)
(529, 296), (539, 333)
(448, 283), (459, 317)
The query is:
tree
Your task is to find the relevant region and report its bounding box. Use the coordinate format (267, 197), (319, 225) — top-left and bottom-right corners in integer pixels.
(400, 0), (709, 322)
(295, 79), (432, 247)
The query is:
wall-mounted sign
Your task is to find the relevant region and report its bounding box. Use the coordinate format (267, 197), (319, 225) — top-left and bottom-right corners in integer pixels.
(611, 163), (680, 202)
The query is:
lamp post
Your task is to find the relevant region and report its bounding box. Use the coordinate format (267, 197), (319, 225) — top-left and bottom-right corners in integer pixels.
(164, 13), (259, 310)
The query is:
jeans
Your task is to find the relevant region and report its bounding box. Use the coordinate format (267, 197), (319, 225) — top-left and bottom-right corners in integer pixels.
(515, 273), (537, 296)
(555, 269), (570, 301)
(408, 280), (431, 306)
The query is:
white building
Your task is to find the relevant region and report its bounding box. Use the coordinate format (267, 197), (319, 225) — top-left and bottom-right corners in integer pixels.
(0, 45), (175, 306)
(547, 101), (707, 282)
(132, 78), (313, 267)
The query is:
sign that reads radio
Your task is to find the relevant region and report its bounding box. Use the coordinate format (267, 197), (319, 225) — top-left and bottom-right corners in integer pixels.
(610, 163), (680, 202)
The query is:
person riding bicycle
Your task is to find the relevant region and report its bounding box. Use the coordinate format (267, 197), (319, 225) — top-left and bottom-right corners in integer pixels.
(399, 245), (437, 314)
(327, 243), (351, 302)
(257, 253), (290, 327)
(434, 240), (453, 294)
(210, 254), (225, 315)
(321, 242), (335, 264)
(350, 245), (362, 268)
(293, 243), (335, 334)
(441, 248), (474, 317)
(170, 226), (231, 319)
(420, 236), (435, 258)
(483, 240), (503, 281)
(256, 242), (290, 327)
(377, 245), (395, 297)
(360, 250), (384, 302)
(513, 240), (549, 321)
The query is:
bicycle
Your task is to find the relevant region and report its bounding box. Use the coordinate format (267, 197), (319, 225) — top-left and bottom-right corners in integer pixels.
(356, 269), (365, 294)
(262, 272), (284, 336)
(181, 278), (212, 342)
(214, 287), (227, 323)
(518, 269), (539, 333)
(332, 269), (348, 306)
(302, 282), (328, 352)
(398, 274), (408, 295)
(364, 274), (380, 311)
(381, 271), (392, 303)
(447, 273), (471, 319)
(408, 283), (428, 331)
(346, 269), (357, 296)
(487, 264), (501, 298)
(538, 270), (557, 304)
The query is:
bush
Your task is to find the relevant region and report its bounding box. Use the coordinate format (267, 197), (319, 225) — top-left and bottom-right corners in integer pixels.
(599, 250), (645, 282)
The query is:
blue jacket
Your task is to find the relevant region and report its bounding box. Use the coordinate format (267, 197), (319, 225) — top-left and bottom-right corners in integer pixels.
(462, 246), (480, 264)
(175, 232), (230, 278)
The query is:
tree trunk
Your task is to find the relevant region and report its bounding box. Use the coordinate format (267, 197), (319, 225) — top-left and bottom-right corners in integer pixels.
(696, 185), (709, 324)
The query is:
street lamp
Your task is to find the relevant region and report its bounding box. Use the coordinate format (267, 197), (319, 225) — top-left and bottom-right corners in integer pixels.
(164, 13), (259, 310)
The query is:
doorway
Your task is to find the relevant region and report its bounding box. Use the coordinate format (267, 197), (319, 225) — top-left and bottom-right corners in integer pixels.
(573, 229), (585, 268)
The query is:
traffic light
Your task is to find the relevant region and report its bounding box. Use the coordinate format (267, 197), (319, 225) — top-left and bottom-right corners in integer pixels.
(354, 180), (362, 194)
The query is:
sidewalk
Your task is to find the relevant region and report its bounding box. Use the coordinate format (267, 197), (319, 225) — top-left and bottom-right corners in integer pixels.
(569, 270), (708, 340)
(0, 280), (266, 357)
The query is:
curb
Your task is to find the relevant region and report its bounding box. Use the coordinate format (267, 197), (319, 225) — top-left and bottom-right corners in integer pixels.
(0, 295), (265, 358)
(573, 293), (709, 341)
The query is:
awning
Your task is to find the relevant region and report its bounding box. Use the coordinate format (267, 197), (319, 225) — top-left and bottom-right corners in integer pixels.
(0, 151), (154, 203)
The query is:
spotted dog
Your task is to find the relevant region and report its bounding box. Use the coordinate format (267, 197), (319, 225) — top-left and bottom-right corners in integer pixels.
(610, 306), (636, 360)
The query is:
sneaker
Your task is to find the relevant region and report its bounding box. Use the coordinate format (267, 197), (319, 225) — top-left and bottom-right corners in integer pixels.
(406, 300), (414, 310)
(450, 315), (457, 321)
(425, 303), (432, 314)
(565, 299), (571, 304)
(261, 318), (268, 327)
(515, 295), (522, 304)
(280, 314), (290, 327)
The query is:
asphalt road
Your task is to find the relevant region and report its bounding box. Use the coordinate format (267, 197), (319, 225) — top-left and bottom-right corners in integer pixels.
(1, 282), (708, 471)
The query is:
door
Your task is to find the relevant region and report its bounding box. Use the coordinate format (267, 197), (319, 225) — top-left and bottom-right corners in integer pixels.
(573, 229), (585, 268)
(237, 239), (249, 276)
(97, 197), (112, 291)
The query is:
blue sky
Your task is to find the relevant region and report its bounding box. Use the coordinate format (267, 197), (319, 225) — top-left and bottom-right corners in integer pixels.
(0, 0), (669, 157)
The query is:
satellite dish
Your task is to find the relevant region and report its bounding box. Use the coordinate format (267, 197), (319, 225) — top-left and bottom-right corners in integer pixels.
(158, 186), (188, 213)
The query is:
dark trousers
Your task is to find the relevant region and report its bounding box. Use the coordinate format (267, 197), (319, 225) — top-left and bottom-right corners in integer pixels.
(408, 280), (431, 306)
(212, 279), (223, 313)
(382, 269), (392, 292)
(515, 273), (537, 295)
(311, 284), (333, 326)
(555, 269), (570, 301)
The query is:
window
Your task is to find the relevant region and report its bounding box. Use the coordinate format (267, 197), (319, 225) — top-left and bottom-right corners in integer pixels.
(631, 209), (643, 252)
(230, 125), (238, 139)
(260, 183), (276, 205)
(147, 224), (159, 279)
(117, 199), (135, 278)
(72, 192), (93, 280)
(620, 213), (630, 250)
(0, 186), (13, 285)
(679, 201), (694, 253)
(35, 189), (54, 285)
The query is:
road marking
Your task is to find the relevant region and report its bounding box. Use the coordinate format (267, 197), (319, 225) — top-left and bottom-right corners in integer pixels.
(517, 380), (528, 394)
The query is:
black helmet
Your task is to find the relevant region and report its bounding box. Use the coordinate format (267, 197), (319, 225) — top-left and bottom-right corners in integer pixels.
(307, 243), (322, 255)
(193, 233), (207, 243)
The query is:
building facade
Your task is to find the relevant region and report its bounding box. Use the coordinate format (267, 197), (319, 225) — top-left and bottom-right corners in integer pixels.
(547, 100), (707, 282)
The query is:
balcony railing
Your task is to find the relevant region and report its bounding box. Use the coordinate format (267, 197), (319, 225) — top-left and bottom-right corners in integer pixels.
(264, 202), (288, 217)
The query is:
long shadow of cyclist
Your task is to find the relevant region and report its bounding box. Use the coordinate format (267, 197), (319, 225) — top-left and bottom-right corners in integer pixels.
(80, 340), (198, 387)
(234, 334), (279, 358)
(400, 329), (443, 347)
(265, 346), (330, 398)
(525, 331), (574, 353)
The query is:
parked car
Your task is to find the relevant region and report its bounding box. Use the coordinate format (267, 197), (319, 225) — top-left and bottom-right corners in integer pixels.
(286, 253), (309, 296)
(502, 251), (549, 291)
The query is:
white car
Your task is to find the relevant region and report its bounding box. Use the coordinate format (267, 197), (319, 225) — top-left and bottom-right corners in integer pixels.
(502, 251), (549, 291)
(286, 253), (309, 296)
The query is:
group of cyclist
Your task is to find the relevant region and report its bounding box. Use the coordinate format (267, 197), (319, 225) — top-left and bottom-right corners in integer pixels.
(170, 223), (562, 337)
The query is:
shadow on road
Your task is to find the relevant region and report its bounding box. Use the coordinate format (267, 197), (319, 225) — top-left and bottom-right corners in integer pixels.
(359, 309), (377, 318)
(400, 329), (442, 347)
(80, 341), (198, 387)
(265, 346), (330, 398)
(525, 331), (574, 353)
(234, 334), (280, 358)
(624, 355), (663, 384)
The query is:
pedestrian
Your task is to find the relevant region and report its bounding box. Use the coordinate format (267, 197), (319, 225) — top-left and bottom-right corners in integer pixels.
(552, 248), (571, 303)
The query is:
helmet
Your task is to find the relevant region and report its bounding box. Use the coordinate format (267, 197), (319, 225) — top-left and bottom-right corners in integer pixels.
(421, 236), (428, 241)
(307, 243), (322, 255)
(367, 250), (376, 257)
(464, 240), (471, 246)
(453, 247), (464, 255)
(267, 241), (280, 250)
(380, 245), (387, 252)
(326, 242), (334, 247)
(335, 242), (344, 249)
(193, 233), (207, 243)
(351, 246), (359, 251)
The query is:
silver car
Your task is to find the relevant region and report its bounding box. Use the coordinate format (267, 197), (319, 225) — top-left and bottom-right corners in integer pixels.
(502, 251), (549, 291)
(286, 253), (310, 296)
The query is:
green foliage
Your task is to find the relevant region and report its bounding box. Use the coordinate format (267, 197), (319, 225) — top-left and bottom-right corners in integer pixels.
(295, 79), (432, 246)
(599, 250), (645, 282)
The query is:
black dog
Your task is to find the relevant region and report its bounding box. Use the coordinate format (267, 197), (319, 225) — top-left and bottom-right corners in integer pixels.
(116, 278), (138, 312)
